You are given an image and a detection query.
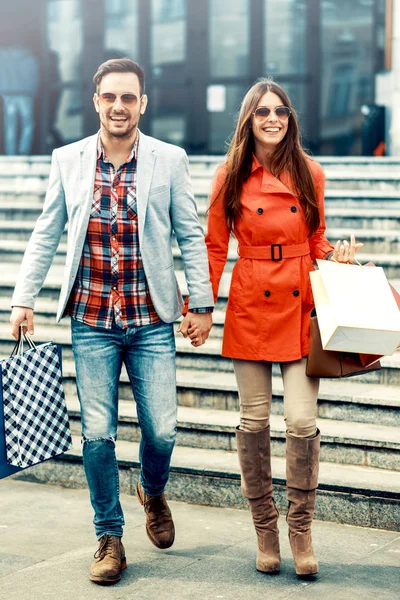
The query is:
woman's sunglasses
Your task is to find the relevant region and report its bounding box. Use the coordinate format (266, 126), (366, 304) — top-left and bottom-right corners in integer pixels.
(253, 106), (291, 121)
(99, 93), (141, 107)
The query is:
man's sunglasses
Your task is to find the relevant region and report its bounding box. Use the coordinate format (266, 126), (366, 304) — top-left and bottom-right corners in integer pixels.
(253, 106), (291, 121)
(98, 93), (142, 107)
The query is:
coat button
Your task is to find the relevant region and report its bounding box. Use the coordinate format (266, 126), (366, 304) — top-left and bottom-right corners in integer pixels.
(257, 208), (264, 214)
(291, 206), (297, 213)
(293, 290), (300, 296)
(264, 290), (271, 297)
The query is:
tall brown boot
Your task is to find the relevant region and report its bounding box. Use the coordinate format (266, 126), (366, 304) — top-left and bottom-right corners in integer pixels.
(236, 426), (280, 574)
(286, 430), (320, 576)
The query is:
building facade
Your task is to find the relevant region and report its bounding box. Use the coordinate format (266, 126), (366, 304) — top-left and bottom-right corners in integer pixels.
(0, 0), (387, 156)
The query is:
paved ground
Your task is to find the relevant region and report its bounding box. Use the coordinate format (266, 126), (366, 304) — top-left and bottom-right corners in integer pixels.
(0, 479), (399, 600)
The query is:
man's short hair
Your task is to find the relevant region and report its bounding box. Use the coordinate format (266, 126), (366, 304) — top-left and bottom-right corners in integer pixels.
(93, 58), (145, 95)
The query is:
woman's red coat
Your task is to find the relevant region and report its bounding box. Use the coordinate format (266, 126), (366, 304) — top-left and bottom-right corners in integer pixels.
(206, 156), (334, 362)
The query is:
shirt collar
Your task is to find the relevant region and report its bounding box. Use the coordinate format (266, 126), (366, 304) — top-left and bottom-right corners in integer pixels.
(96, 130), (139, 164)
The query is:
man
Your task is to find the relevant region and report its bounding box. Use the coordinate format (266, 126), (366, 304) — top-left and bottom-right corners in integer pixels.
(10, 58), (213, 585)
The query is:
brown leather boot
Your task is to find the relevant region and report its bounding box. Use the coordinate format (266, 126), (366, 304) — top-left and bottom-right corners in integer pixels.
(89, 534), (126, 585)
(136, 481), (175, 549)
(286, 430), (320, 576)
(236, 426), (280, 574)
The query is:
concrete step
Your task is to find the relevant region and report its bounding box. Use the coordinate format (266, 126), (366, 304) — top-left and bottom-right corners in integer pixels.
(1, 258), (399, 313)
(2, 218), (400, 256)
(17, 434), (400, 531)
(0, 296), (398, 425)
(324, 207), (400, 230)
(325, 228), (400, 254)
(0, 323), (399, 384)
(65, 396), (400, 471)
(59, 361), (400, 427)
(3, 203), (400, 234)
(2, 187), (400, 210)
(189, 155), (400, 170)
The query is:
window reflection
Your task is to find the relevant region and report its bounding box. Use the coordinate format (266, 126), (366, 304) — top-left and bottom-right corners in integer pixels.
(209, 0), (249, 78)
(208, 84), (247, 153)
(151, 84), (186, 146)
(264, 0), (307, 75)
(152, 0), (186, 66)
(47, 0), (83, 145)
(321, 0), (375, 154)
(105, 0), (138, 60)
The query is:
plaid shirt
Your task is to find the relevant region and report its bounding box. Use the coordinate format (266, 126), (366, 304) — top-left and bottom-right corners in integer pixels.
(66, 134), (212, 329)
(66, 134), (160, 329)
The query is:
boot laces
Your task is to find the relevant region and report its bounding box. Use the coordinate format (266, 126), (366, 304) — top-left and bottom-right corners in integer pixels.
(94, 535), (117, 560)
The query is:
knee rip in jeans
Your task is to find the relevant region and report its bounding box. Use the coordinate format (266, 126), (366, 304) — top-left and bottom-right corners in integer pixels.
(82, 435), (116, 446)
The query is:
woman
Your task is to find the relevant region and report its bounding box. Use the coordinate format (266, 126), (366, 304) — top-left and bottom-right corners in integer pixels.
(190, 80), (362, 576)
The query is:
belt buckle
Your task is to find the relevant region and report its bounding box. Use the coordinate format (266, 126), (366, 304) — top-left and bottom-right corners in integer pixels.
(271, 244), (283, 261)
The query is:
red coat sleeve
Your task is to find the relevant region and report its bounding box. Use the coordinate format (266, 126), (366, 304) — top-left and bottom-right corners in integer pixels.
(205, 166), (231, 302)
(308, 162), (335, 261)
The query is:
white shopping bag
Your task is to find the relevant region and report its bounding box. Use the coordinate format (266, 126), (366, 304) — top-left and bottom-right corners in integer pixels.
(309, 259), (400, 355)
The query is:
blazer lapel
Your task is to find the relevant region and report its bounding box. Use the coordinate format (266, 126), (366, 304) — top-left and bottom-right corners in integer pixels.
(79, 133), (98, 221)
(136, 131), (156, 241)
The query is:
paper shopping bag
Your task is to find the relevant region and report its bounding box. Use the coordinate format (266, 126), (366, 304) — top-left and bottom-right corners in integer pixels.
(309, 259), (400, 355)
(0, 330), (72, 480)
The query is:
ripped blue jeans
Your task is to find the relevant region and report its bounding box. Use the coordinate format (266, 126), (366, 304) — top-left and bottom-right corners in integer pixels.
(71, 318), (177, 539)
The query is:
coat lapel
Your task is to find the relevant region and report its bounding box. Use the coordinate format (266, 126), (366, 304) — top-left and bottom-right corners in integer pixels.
(79, 133), (98, 220)
(251, 155), (297, 197)
(136, 131), (156, 241)
(260, 168), (297, 197)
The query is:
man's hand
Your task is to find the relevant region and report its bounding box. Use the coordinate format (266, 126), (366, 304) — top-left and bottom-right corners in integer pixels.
(10, 307), (34, 340)
(177, 312), (212, 347)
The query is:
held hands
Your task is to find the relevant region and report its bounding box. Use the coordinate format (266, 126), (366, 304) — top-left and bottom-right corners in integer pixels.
(10, 307), (34, 340)
(178, 312), (213, 347)
(331, 233), (363, 263)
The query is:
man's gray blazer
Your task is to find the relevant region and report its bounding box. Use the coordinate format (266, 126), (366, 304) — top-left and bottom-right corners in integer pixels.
(12, 131), (214, 323)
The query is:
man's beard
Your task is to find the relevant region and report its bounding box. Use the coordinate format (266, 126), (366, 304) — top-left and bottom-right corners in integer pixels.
(101, 115), (138, 139)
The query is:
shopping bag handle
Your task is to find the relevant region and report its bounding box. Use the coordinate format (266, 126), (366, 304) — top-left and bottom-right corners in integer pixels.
(10, 326), (37, 357)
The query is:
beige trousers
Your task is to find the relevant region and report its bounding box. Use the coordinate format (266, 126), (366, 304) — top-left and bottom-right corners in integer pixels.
(233, 358), (319, 438)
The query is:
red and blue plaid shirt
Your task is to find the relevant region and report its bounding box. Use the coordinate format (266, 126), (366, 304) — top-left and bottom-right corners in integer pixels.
(66, 134), (161, 329)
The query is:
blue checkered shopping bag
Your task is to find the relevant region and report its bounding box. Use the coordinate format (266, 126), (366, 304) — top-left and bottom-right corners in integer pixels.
(0, 328), (72, 479)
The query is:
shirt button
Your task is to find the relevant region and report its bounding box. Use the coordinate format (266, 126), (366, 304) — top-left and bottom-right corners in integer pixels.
(264, 290), (271, 297)
(112, 286), (117, 290)
(291, 206), (298, 213)
(112, 236), (116, 241)
(257, 208), (264, 215)
(293, 290), (300, 297)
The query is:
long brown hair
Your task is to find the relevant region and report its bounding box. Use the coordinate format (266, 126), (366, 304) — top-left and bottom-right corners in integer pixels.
(216, 79), (320, 235)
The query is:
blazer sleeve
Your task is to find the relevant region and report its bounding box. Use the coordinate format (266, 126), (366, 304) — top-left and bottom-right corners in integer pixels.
(170, 150), (214, 310)
(308, 163), (335, 262)
(11, 149), (68, 309)
(205, 166), (231, 302)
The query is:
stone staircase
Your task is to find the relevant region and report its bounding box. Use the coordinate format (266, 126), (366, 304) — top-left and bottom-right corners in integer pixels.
(0, 155), (399, 532)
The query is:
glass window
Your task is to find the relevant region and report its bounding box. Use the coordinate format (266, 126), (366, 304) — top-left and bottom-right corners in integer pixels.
(104, 0), (139, 60)
(281, 82), (307, 133)
(151, 84), (186, 146)
(151, 0), (186, 66)
(320, 0), (375, 153)
(47, 0), (83, 145)
(264, 0), (307, 75)
(208, 83), (247, 153)
(209, 0), (249, 78)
